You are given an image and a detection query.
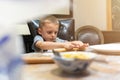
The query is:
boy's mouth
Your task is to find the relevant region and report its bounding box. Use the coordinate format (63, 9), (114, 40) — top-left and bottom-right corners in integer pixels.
(50, 38), (55, 42)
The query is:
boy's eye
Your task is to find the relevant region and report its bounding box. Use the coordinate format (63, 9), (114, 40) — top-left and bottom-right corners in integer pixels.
(47, 31), (58, 34)
(47, 31), (52, 34)
(55, 31), (58, 34)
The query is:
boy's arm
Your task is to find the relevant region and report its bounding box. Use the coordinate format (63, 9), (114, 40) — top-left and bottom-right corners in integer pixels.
(35, 41), (65, 50)
(35, 40), (88, 51)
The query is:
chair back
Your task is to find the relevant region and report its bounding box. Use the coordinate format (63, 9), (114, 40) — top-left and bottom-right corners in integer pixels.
(75, 25), (104, 45)
(28, 19), (75, 41)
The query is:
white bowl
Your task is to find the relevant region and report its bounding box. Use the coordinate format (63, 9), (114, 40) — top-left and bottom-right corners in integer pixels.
(52, 51), (96, 73)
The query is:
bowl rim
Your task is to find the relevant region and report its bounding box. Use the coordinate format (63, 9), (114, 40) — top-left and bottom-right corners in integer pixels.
(53, 51), (97, 61)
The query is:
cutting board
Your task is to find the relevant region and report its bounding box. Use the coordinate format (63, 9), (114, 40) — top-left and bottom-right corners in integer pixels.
(54, 47), (86, 52)
(22, 53), (54, 64)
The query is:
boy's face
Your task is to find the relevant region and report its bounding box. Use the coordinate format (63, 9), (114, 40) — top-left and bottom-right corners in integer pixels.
(38, 23), (59, 41)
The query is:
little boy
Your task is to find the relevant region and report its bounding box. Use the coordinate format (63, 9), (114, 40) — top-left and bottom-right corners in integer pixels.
(32, 15), (88, 52)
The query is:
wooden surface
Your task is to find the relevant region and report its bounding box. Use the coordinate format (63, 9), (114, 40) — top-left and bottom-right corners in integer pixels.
(22, 53), (120, 80)
(22, 53), (54, 64)
(102, 31), (120, 43)
(54, 48), (86, 52)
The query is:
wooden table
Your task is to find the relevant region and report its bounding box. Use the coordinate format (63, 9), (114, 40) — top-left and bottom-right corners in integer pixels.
(22, 53), (120, 80)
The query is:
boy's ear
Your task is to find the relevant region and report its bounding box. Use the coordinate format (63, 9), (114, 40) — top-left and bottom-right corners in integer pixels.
(37, 28), (42, 35)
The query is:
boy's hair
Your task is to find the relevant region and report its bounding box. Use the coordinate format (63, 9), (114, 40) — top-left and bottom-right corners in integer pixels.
(39, 15), (59, 28)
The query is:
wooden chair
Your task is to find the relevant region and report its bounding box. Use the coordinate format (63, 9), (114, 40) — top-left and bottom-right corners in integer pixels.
(75, 25), (104, 45)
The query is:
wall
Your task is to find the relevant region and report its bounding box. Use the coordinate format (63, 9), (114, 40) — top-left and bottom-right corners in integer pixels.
(17, 0), (107, 35)
(73, 0), (107, 31)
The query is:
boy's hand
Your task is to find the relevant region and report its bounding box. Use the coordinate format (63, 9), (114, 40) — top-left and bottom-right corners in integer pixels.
(63, 41), (89, 50)
(71, 41), (89, 49)
(63, 42), (74, 50)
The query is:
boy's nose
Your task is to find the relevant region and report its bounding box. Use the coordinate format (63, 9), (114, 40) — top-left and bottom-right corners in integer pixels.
(51, 33), (56, 37)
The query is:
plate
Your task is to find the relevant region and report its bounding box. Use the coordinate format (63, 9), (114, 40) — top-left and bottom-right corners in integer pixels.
(89, 43), (120, 55)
